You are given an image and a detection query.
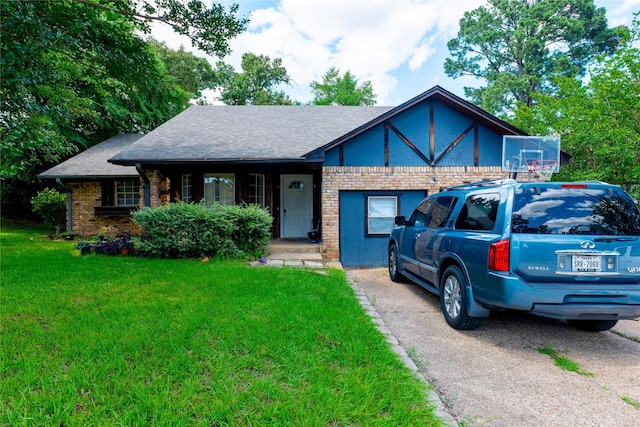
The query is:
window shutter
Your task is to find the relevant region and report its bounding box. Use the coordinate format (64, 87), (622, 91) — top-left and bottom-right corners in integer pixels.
(101, 180), (115, 206)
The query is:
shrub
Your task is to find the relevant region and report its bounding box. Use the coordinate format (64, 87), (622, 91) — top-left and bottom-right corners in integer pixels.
(31, 188), (66, 227)
(132, 202), (273, 259)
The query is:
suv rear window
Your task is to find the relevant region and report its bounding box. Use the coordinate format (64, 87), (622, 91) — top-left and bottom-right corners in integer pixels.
(455, 193), (500, 231)
(512, 187), (640, 235)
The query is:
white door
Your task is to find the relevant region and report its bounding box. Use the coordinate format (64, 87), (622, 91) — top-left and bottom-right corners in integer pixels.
(280, 174), (313, 238)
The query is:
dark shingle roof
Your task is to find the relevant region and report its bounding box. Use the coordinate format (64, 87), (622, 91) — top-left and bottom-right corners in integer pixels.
(38, 134), (142, 179)
(110, 105), (393, 165)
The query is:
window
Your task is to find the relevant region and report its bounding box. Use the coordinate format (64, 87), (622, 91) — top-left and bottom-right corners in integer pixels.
(409, 199), (433, 228)
(367, 196), (398, 235)
(456, 193), (500, 231)
(512, 187), (640, 235)
(204, 173), (235, 206)
(426, 196), (457, 228)
(116, 179), (140, 206)
(249, 173), (265, 207)
(181, 174), (193, 203)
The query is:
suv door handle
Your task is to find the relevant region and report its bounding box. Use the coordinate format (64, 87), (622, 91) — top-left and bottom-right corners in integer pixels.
(415, 233), (421, 240)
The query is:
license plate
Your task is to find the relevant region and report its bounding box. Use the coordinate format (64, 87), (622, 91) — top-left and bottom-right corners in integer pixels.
(572, 255), (601, 272)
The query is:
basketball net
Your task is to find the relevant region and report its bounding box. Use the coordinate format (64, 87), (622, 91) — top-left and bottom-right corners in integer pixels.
(529, 160), (558, 181)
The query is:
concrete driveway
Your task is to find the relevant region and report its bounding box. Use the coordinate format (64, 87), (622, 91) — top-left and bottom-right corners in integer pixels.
(347, 268), (640, 427)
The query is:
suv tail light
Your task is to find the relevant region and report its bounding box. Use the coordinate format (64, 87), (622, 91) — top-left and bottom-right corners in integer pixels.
(489, 238), (510, 271)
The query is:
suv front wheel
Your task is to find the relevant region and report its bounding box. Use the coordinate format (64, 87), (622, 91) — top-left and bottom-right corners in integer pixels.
(388, 244), (405, 282)
(440, 265), (480, 330)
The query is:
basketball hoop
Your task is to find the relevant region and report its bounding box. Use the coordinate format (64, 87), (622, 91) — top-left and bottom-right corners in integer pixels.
(528, 160), (558, 181)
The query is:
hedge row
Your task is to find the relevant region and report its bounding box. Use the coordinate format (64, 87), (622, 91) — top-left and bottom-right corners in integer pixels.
(132, 202), (273, 259)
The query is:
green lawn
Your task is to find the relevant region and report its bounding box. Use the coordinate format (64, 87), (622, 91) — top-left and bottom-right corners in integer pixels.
(0, 225), (442, 426)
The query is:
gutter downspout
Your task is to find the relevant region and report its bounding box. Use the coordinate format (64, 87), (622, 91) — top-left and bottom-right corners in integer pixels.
(56, 178), (73, 232)
(135, 163), (151, 208)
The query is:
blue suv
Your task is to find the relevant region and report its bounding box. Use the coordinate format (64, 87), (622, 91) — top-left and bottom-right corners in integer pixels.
(388, 179), (640, 331)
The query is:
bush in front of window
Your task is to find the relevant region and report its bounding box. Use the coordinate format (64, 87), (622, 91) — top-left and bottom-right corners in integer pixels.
(132, 202), (272, 259)
(31, 188), (66, 228)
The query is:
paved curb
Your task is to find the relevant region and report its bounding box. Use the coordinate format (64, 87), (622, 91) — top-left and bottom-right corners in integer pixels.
(346, 271), (458, 427)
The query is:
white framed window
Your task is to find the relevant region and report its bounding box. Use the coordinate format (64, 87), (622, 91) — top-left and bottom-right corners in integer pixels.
(181, 174), (193, 203)
(204, 173), (235, 206)
(367, 196), (398, 235)
(248, 173), (265, 207)
(116, 179), (140, 206)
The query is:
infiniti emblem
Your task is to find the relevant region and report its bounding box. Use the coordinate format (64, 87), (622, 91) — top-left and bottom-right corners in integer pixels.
(580, 240), (596, 249)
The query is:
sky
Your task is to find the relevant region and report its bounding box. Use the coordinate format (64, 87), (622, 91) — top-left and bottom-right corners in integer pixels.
(152, 0), (639, 106)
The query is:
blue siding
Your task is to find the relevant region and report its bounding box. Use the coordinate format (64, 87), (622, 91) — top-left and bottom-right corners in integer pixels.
(324, 147), (341, 165)
(478, 126), (503, 165)
(339, 190), (427, 267)
(432, 102), (475, 165)
(326, 100), (506, 168)
(342, 125), (386, 166)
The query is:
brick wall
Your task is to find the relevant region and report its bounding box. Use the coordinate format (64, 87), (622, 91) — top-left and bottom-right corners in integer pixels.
(67, 180), (142, 237)
(321, 166), (512, 261)
(147, 169), (170, 207)
(66, 170), (168, 237)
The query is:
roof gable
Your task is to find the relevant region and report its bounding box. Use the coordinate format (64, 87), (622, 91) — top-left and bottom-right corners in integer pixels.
(305, 85), (526, 158)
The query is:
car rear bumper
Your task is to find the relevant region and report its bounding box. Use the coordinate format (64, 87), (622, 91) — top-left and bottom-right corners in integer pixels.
(481, 273), (640, 320)
(531, 303), (640, 320)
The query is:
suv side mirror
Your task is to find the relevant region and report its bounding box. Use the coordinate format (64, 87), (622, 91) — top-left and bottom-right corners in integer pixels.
(395, 215), (406, 226)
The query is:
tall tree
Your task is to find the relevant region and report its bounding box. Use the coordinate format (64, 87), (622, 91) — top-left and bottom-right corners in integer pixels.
(310, 68), (376, 106)
(444, 0), (626, 116)
(149, 39), (216, 102)
(73, 0), (247, 57)
(213, 53), (292, 105)
(512, 13), (640, 199)
(0, 0), (246, 215)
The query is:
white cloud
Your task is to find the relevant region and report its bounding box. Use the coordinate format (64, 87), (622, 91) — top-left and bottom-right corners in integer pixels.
(151, 0), (635, 105)
(224, 0), (486, 104)
(409, 39), (436, 71)
(598, 0), (640, 27)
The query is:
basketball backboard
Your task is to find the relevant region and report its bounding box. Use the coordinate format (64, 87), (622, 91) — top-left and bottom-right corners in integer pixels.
(502, 136), (560, 174)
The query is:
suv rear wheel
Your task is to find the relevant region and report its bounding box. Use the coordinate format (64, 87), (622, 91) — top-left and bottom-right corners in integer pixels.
(567, 319), (618, 332)
(440, 265), (480, 330)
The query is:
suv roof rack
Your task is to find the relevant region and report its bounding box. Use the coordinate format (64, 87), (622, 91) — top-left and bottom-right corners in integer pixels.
(442, 178), (517, 192)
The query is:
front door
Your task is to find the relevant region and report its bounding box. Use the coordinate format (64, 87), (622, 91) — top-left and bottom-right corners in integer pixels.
(280, 174), (313, 238)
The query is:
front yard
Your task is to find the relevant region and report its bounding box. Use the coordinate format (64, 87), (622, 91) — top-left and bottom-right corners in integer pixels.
(0, 225), (442, 426)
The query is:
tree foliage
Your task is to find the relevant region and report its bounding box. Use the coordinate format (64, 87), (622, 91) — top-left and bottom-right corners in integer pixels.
(512, 13), (640, 198)
(149, 39), (216, 102)
(74, 0), (247, 57)
(310, 67), (376, 106)
(31, 188), (67, 228)
(213, 53), (292, 105)
(445, 0), (626, 116)
(0, 0), (246, 215)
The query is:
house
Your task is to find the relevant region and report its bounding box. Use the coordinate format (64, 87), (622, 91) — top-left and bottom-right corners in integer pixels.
(38, 133), (145, 236)
(40, 86), (558, 267)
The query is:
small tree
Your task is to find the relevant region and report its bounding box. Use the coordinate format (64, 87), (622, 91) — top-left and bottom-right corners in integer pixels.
(213, 53), (292, 105)
(31, 188), (66, 228)
(310, 67), (376, 106)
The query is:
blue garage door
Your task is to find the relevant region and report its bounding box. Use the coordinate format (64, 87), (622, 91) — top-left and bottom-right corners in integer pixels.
(339, 190), (427, 267)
